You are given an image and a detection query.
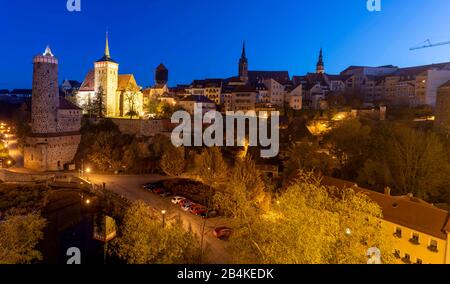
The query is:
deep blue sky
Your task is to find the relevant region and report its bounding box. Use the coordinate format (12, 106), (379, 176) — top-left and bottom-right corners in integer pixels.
(1, 0), (450, 89)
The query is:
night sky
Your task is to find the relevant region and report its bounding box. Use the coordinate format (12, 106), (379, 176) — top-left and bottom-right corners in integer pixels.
(1, 0), (449, 89)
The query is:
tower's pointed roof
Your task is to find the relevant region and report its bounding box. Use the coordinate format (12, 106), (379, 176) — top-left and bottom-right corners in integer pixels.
(105, 32), (110, 57)
(157, 63), (167, 70)
(43, 45), (54, 57)
(318, 48), (324, 65)
(241, 41), (247, 59)
(96, 32), (117, 63)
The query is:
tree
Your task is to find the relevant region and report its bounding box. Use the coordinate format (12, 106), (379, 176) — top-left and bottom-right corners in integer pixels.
(194, 147), (229, 186)
(358, 124), (450, 199)
(0, 213), (46, 264)
(145, 95), (159, 116)
(228, 172), (395, 264)
(124, 88), (140, 119)
(327, 119), (372, 179)
(283, 140), (336, 184)
(122, 138), (140, 171)
(88, 130), (123, 172)
(93, 86), (106, 118)
(213, 156), (270, 218)
(110, 201), (200, 264)
(160, 145), (185, 176)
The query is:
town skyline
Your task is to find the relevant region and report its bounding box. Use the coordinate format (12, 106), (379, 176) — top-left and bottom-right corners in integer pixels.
(1, 0), (450, 89)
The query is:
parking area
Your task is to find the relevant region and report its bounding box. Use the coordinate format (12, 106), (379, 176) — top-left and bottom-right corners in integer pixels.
(86, 173), (232, 264)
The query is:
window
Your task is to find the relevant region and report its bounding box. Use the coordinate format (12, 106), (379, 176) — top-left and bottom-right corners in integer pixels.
(394, 227), (402, 238)
(394, 250), (401, 259)
(416, 259), (423, 264)
(402, 253), (411, 264)
(409, 233), (420, 245)
(428, 240), (438, 252)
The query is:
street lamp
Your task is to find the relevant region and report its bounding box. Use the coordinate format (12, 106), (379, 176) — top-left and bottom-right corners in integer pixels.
(161, 210), (167, 228)
(345, 228), (352, 236)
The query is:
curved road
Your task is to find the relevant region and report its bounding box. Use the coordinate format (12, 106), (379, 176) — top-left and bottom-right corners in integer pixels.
(87, 173), (232, 264)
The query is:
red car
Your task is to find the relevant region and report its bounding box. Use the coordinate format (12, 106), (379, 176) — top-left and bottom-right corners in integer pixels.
(213, 227), (233, 240)
(190, 205), (207, 215)
(152, 188), (165, 195)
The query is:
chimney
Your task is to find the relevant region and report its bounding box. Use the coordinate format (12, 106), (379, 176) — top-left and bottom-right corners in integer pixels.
(384, 187), (391, 196)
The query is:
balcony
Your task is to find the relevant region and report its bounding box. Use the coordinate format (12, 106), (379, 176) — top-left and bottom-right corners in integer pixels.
(409, 238), (420, 245)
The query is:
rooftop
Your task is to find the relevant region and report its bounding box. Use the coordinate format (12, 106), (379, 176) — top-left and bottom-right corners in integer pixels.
(320, 176), (450, 240)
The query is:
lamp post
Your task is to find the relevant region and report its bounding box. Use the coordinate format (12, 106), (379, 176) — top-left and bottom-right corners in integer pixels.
(161, 210), (167, 228)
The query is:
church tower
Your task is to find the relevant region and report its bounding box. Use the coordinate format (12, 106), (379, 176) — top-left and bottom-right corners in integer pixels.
(238, 41), (249, 83)
(94, 32), (119, 117)
(316, 48), (325, 74)
(31, 46), (59, 134)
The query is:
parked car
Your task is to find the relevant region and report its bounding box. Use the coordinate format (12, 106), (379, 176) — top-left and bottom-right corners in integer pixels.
(160, 190), (173, 197)
(152, 188), (165, 195)
(179, 199), (193, 207)
(213, 227), (233, 240)
(171, 196), (186, 205)
(181, 202), (195, 211)
(200, 210), (218, 219)
(190, 205), (208, 216)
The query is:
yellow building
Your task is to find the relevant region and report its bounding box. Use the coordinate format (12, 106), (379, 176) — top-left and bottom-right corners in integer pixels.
(321, 176), (450, 264)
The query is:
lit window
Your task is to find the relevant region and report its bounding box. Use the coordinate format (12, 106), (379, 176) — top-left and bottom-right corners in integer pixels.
(394, 227), (402, 238)
(428, 240), (438, 252)
(416, 259), (423, 264)
(410, 233), (420, 245)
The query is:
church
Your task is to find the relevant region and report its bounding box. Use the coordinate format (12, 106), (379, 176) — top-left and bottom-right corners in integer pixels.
(77, 34), (144, 118)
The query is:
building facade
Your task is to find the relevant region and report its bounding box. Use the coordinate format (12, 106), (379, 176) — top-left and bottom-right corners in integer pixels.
(435, 80), (450, 133)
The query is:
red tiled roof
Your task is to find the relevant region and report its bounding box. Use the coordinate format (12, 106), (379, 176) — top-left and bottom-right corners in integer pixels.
(79, 70), (95, 92)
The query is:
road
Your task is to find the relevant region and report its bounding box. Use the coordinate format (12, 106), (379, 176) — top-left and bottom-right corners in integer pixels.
(86, 173), (232, 264)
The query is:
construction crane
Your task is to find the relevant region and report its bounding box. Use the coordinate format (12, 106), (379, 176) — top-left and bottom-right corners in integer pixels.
(410, 39), (450, 51)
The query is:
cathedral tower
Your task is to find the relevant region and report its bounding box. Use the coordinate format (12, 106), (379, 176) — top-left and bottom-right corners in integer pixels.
(31, 46), (59, 134)
(94, 32), (119, 117)
(238, 41), (249, 83)
(316, 48), (325, 74)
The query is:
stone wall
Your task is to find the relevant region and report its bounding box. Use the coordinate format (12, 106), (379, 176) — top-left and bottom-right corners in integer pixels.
(110, 118), (171, 137)
(0, 169), (54, 183)
(24, 134), (81, 172)
(57, 109), (82, 132)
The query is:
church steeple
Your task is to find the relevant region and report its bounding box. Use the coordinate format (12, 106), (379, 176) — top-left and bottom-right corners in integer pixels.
(316, 48), (325, 74)
(96, 32), (117, 63)
(239, 41), (249, 83)
(241, 41), (247, 59)
(104, 32), (110, 58)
